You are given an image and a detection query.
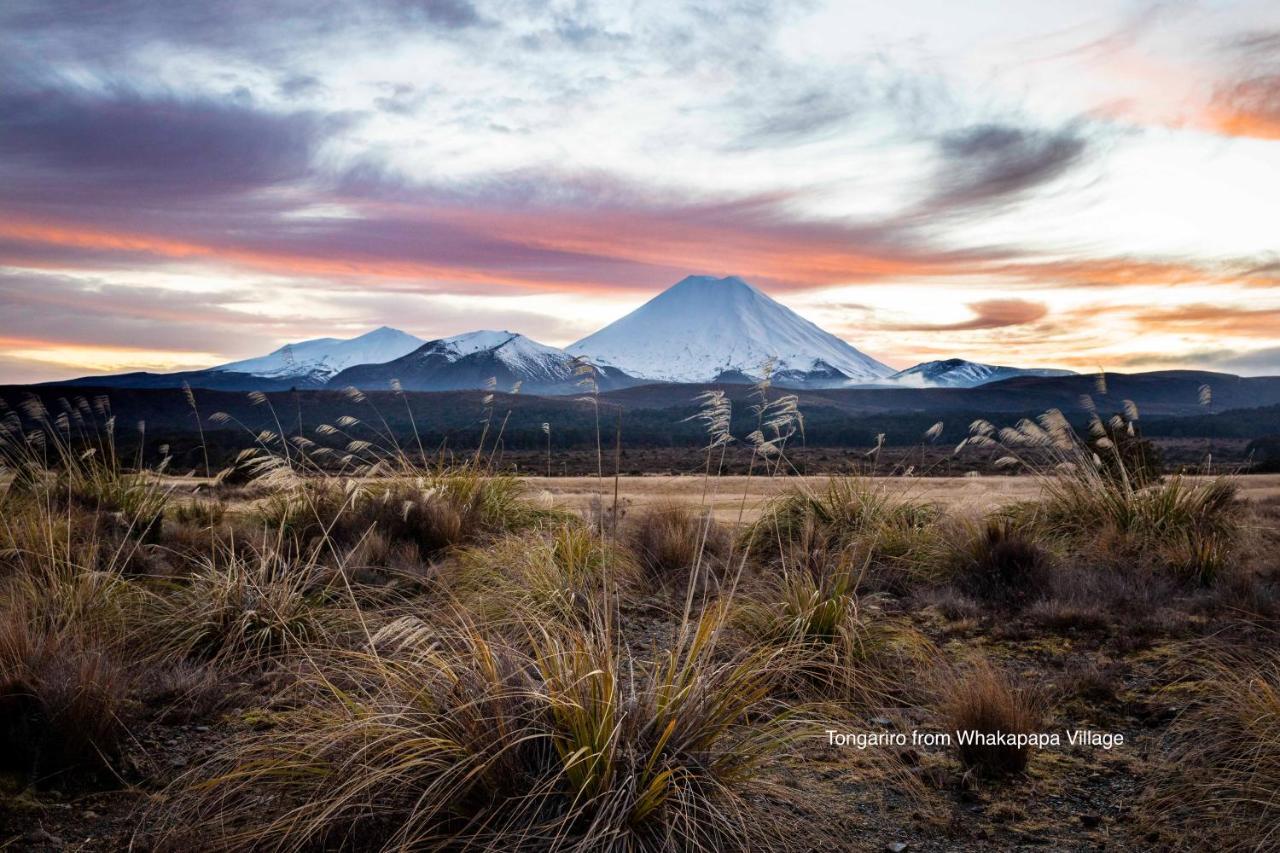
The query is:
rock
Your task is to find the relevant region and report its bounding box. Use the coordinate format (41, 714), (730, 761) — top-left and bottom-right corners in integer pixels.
(886, 843), (909, 853)
(871, 717), (893, 726)
(82, 810), (100, 819)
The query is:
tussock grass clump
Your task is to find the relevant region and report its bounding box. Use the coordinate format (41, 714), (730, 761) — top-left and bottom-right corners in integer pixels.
(949, 518), (1052, 611)
(348, 473), (556, 557)
(169, 496), (228, 528)
(744, 477), (944, 591)
(1, 493), (86, 576)
(0, 623), (133, 782)
(529, 612), (799, 850)
(159, 611), (804, 851)
(451, 524), (639, 626)
(139, 661), (247, 724)
(937, 660), (1044, 777)
(737, 550), (930, 703)
(1143, 649), (1280, 851)
(155, 624), (542, 851)
(255, 472), (561, 561)
(965, 409), (1242, 584)
(627, 501), (729, 587)
(254, 478), (350, 545)
(0, 395), (170, 544)
(2, 479), (171, 578)
(1008, 476), (1241, 582)
(156, 543), (346, 669)
(0, 567), (145, 781)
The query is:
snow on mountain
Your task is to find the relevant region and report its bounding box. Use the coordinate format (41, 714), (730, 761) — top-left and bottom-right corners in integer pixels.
(434, 330), (521, 360)
(216, 327), (424, 381)
(891, 358), (1075, 388)
(567, 275), (892, 384)
(328, 331), (637, 394)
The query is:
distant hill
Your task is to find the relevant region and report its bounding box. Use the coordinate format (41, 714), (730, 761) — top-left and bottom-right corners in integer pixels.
(890, 358), (1075, 388)
(46, 367), (325, 392)
(595, 371), (1280, 416)
(979, 370), (1280, 414)
(7, 377), (1280, 462)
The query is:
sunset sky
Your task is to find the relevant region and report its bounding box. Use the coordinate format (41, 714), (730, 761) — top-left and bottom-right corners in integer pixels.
(2, 0), (1279, 382)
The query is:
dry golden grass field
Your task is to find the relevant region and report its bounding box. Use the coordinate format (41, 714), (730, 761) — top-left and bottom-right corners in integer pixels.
(531, 473), (1280, 521)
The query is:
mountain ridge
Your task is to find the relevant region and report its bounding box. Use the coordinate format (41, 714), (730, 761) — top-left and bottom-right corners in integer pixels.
(47, 276), (1257, 400)
(329, 331), (640, 394)
(216, 326), (424, 381)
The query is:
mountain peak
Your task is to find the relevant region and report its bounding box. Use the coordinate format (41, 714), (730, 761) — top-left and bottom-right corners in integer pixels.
(670, 274), (754, 290)
(351, 326), (419, 344)
(568, 274), (891, 384)
(217, 327), (425, 380)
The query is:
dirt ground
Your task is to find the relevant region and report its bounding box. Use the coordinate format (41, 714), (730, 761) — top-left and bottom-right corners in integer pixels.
(528, 474), (1280, 522)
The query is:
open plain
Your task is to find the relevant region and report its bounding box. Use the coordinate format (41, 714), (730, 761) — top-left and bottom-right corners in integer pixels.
(531, 473), (1280, 520)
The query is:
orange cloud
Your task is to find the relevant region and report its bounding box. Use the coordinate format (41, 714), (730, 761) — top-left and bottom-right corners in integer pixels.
(1129, 303), (1280, 337)
(874, 299), (1049, 331)
(2, 204), (1277, 302)
(1203, 75), (1280, 140)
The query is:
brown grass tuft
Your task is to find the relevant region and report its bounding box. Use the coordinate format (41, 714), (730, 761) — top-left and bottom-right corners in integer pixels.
(949, 518), (1052, 611)
(937, 659), (1044, 777)
(1143, 648), (1280, 851)
(155, 609), (806, 851)
(626, 501), (729, 587)
(0, 567), (142, 782)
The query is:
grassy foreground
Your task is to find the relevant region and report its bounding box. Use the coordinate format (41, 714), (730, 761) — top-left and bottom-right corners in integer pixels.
(1, 389), (1278, 851)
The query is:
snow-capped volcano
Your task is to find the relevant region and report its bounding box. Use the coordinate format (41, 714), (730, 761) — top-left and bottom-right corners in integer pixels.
(329, 330), (637, 394)
(567, 275), (892, 384)
(217, 327), (424, 381)
(891, 358), (1075, 388)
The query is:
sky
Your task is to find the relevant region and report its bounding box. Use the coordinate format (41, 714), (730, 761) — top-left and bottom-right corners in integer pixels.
(1, 0), (1279, 382)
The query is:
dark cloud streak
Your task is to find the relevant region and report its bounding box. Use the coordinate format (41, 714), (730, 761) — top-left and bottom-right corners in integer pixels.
(0, 82), (341, 209)
(924, 122), (1090, 211)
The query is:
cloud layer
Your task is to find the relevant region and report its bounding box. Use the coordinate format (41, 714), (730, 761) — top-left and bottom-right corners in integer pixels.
(1, 1), (1278, 381)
